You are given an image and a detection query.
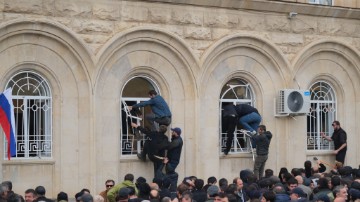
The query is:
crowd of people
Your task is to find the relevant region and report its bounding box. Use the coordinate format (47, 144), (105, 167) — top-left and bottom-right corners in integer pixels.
(2, 161), (360, 202)
(1, 91), (354, 202)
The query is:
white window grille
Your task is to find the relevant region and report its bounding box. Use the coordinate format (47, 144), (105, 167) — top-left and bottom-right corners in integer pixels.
(4, 70), (52, 159)
(307, 81), (336, 150)
(219, 79), (255, 154)
(120, 76), (160, 157)
(309, 0), (333, 6)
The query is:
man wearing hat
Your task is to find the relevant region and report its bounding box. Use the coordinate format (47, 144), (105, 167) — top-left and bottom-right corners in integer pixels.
(164, 127), (183, 193)
(290, 187), (307, 202)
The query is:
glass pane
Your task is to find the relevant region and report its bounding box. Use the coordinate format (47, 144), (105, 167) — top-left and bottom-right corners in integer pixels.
(122, 77), (156, 97)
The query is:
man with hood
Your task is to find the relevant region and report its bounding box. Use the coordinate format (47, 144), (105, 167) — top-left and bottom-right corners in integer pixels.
(107, 174), (138, 202)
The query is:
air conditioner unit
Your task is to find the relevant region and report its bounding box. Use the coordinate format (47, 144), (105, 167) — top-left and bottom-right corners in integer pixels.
(277, 89), (310, 115)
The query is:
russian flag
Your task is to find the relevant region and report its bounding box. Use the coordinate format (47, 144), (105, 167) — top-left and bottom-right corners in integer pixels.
(0, 88), (16, 160)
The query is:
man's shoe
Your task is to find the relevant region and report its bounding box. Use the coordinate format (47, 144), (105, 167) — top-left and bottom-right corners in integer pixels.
(224, 150), (229, 155)
(137, 153), (146, 162)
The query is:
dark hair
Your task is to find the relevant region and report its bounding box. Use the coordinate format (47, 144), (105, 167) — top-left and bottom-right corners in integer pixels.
(259, 125), (266, 131)
(105, 179), (115, 185)
(2, 181), (12, 191)
(333, 121), (340, 126)
(225, 184), (237, 194)
(278, 167), (289, 179)
(331, 176), (341, 188)
(219, 178), (228, 188)
(195, 179), (204, 190)
(317, 177), (329, 189)
(291, 168), (301, 177)
(262, 191), (276, 202)
(25, 189), (36, 195)
(81, 188), (90, 193)
(265, 169), (274, 178)
(286, 178), (298, 186)
(148, 90), (158, 96)
(35, 186), (46, 196)
(127, 187), (136, 196)
(159, 125), (168, 133)
(57, 191), (68, 201)
(208, 177), (217, 184)
(124, 173), (134, 182)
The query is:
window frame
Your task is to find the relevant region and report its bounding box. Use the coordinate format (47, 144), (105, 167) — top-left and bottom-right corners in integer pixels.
(120, 75), (161, 158)
(3, 70), (53, 159)
(307, 81), (336, 151)
(219, 79), (256, 155)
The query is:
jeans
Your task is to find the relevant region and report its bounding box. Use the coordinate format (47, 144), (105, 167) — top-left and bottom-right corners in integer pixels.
(253, 154), (268, 180)
(146, 114), (171, 131)
(239, 112), (261, 147)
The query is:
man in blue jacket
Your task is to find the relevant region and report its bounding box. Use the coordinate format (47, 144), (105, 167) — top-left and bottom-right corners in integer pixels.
(129, 90), (171, 131)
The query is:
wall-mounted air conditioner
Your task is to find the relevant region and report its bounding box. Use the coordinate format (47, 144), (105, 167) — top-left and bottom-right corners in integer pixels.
(277, 89), (310, 115)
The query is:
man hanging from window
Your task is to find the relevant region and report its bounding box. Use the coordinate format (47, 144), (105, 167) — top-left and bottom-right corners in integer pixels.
(234, 104), (262, 148)
(128, 90), (171, 131)
(321, 120), (347, 164)
(221, 103), (238, 155)
(131, 122), (169, 176)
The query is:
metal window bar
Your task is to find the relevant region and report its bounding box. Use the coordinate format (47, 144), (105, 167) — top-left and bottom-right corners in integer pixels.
(3, 71), (52, 159)
(307, 81), (335, 151)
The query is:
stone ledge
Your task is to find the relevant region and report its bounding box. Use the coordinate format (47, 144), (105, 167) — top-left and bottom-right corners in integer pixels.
(123, 0), (360, 20)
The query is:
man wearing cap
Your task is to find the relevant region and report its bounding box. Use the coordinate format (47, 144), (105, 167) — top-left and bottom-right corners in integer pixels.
(206, 185), (219, 202)
(164, 127), (183, 193)
(128, 90), (172, 131)
(290, 187), (307, 202)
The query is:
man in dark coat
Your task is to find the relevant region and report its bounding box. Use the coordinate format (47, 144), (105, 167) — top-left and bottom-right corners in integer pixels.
(321, 120), (347, 164)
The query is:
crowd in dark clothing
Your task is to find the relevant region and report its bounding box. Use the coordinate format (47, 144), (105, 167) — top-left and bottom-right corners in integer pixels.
(2, 161), (360, 202)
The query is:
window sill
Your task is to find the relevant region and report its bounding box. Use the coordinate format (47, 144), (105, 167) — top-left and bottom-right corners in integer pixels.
(306, 150), (334, 156)
(2, 159), (55, 165)
(220, 152), (254, 159)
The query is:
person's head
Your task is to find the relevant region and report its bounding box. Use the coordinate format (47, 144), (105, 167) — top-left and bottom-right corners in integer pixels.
(208, 177), (217, 185)
(333, 185), (348, 200)
(207, 185), (220, 198)
(159, 125), (168, 133)
(105, 179), (115, 190)
(258, 125), (266, 134)
(214, 193), (229, 202)
(124, 173), (134, 182)
(81, 189), (91, 194)
(304, 160), (312, 169)
(219, 178), (228, 189)
(57, 191), (68, 202)
(290, 187), (306, 200)
(278, 167), (289, 180)
(148, 90), (158, 98)
(1, 181), (12, 191)
(180, 191), (193, 202)
(318, 177), (330, 189)
(35, 186), (46, 196)
(195, 179), (204, 190)
(79, 193), (93, 202)
(273, 184), (286, 194)
(24, 189), (36, 202)
(291, 168), (301, 177)
(315, 194), (330, 202)
(332, 121), (341, 130)
(286, 178), (298, 191)
(171, 127), (181, 138)
(261, 191), (275, 202)
(264, 169), (274, 178)
(150, 189), (159, 199)
(233, 178), (243, 190)
(331, 176), (341, 189)
(294, 176), (303, 185)
(127, 187), (136, 197)
(116, 188), (130, 202)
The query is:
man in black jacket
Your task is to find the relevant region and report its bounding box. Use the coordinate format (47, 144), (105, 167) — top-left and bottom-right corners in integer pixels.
(251, 125), (272, 180)
(321, 120), (347, 164)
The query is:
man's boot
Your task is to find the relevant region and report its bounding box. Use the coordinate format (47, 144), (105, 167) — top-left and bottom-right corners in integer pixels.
(137, 152), (146, 162)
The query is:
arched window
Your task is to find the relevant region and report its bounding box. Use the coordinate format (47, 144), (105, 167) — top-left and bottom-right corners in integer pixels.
(120, 76), (160, 157)
(307, 81), (336, 150)
(219, 78), (255, 154)
(4, 70), (52, 159)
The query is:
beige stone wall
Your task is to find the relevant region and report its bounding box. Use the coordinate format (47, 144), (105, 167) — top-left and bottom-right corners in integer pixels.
(0, 0), (359, 198)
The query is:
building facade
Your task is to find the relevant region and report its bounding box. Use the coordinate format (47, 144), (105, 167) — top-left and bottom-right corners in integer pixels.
(0, 0), (360, 198)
